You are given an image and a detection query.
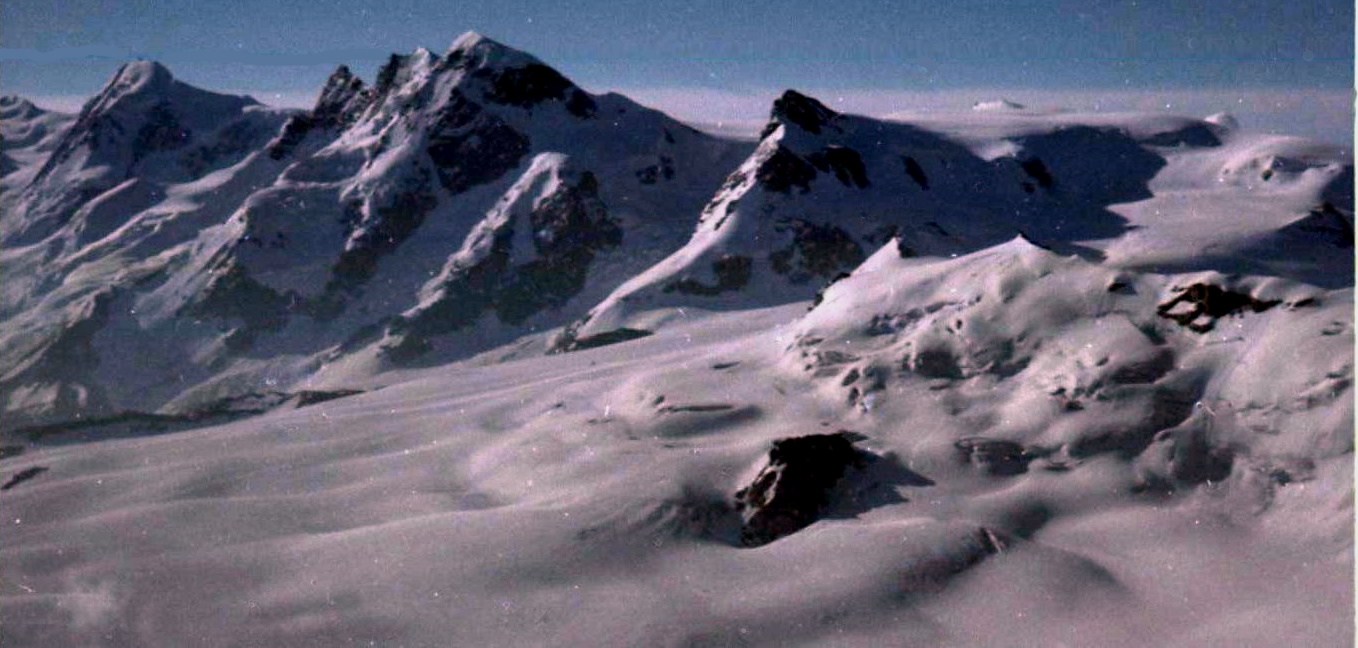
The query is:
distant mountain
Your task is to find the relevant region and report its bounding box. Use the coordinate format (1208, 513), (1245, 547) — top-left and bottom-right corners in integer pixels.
(0, 33), (750, 426)
(561, 90), (1353, 346)
(3, 62), (279, 248)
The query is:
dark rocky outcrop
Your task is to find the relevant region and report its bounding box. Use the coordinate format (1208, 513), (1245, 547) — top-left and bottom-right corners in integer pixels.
(1165, 426), (1234, 484)
(133, 102), (191, 157)
(329, 188), (439, 291)
(426, 90), (531, 194)
(493, 171), (621, 323)
(666, 255), (752, 296)
(759, 90), (840, 139)
(1140, 123), (1222, 148)
(1157, 283), (1280, 333)
(807, 146), (869, 188)
(294, 389), (364, 407)
(1019, 157), (1054, 189)
(474, 63), (596, 118)
(267, 66), (370, 159)
(1, 466), (48, 491)
(558, 327), (653, 353)
(755, 146), (817, 194)
(386, 171), (622, 360)
(734, 431), (864, 547)
(635, 156), (675, 184)
(266, 116), (316, 160)
(312, 65), (370, 128)
(768, 219), (864, 283)
(902, 155), (930, 190)
(187, 264), (292, 337)
(810, 272), (853, 308)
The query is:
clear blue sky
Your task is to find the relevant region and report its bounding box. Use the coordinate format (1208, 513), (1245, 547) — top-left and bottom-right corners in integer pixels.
(2, 0), (1352, 141)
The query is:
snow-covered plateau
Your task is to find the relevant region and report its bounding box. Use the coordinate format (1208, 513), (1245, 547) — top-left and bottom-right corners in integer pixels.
(0, 33), (1352, 646)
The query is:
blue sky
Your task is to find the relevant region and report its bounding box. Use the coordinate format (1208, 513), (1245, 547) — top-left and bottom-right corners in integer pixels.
(2, 0), (1352, 142)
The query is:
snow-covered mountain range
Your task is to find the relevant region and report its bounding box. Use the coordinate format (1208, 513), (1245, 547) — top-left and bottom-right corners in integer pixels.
(0, 32), (1352, 646)
(1, 33), (751, 426)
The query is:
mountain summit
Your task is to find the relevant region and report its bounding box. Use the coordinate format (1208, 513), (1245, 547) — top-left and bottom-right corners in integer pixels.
(0, 33), (751, 425)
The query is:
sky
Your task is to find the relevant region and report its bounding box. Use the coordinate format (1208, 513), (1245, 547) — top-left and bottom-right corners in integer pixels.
(2, 0), (1353, 143)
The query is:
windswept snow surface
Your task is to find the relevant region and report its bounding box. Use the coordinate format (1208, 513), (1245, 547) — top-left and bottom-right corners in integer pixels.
(0, 33), (1352, 647)
(0, 270), (1350, 645)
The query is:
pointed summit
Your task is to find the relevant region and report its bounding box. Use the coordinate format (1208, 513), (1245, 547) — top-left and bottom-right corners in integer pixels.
(313, 64), (369, 127)
(439, 31), (596, 117)
(449, 30), (490, 52)
(24, 59), (275, 237)
(445, 30), (542, 71)
(76, 59), (257, 122)
(109, 60), (176, 96)
(267, 64), (371, 159)
(760, 90), (840, 140)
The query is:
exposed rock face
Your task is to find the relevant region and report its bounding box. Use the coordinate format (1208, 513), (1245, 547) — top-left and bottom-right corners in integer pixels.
(386, 167), (623, 360)
(556, 326), (653, 353)
(635, 156), (675, 184)
(1140, 122), (1222, 148)
(734, 431), (864, 547)
(133, 103), (191, 155)
(330, 187), (440, 291)
(1019, 157), (1054, 189)
(0, 466), (47, 491)
(667, 255), (752, 296)
(474, 63), (597, 118)
(313, 66), (370, 127)
(1157, 283), (1280, 333)
(760, 90), (840, 138)
(755, 146), (817, 194)
(426, 90), (531, 194)
(768, 219), (865, 283)
(267, 66), (370, 159)
(902, 155), (929, 190)
(186, 264), (292, 337)
(807, 146), (869, 188)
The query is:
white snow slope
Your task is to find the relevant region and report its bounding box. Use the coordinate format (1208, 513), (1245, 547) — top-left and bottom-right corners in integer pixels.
(0, 33), (1353, 647)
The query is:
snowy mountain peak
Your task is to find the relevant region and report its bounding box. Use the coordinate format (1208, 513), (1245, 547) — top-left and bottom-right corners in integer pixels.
(12, 60), (284, 247)
(449, 30), (491, 52)
(312, 64), (368, 123)
(72, 60), (259, 127)
(446, 30), (543, 71)
(760, 89), (842, 139)
(107, 60), (176, 96)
